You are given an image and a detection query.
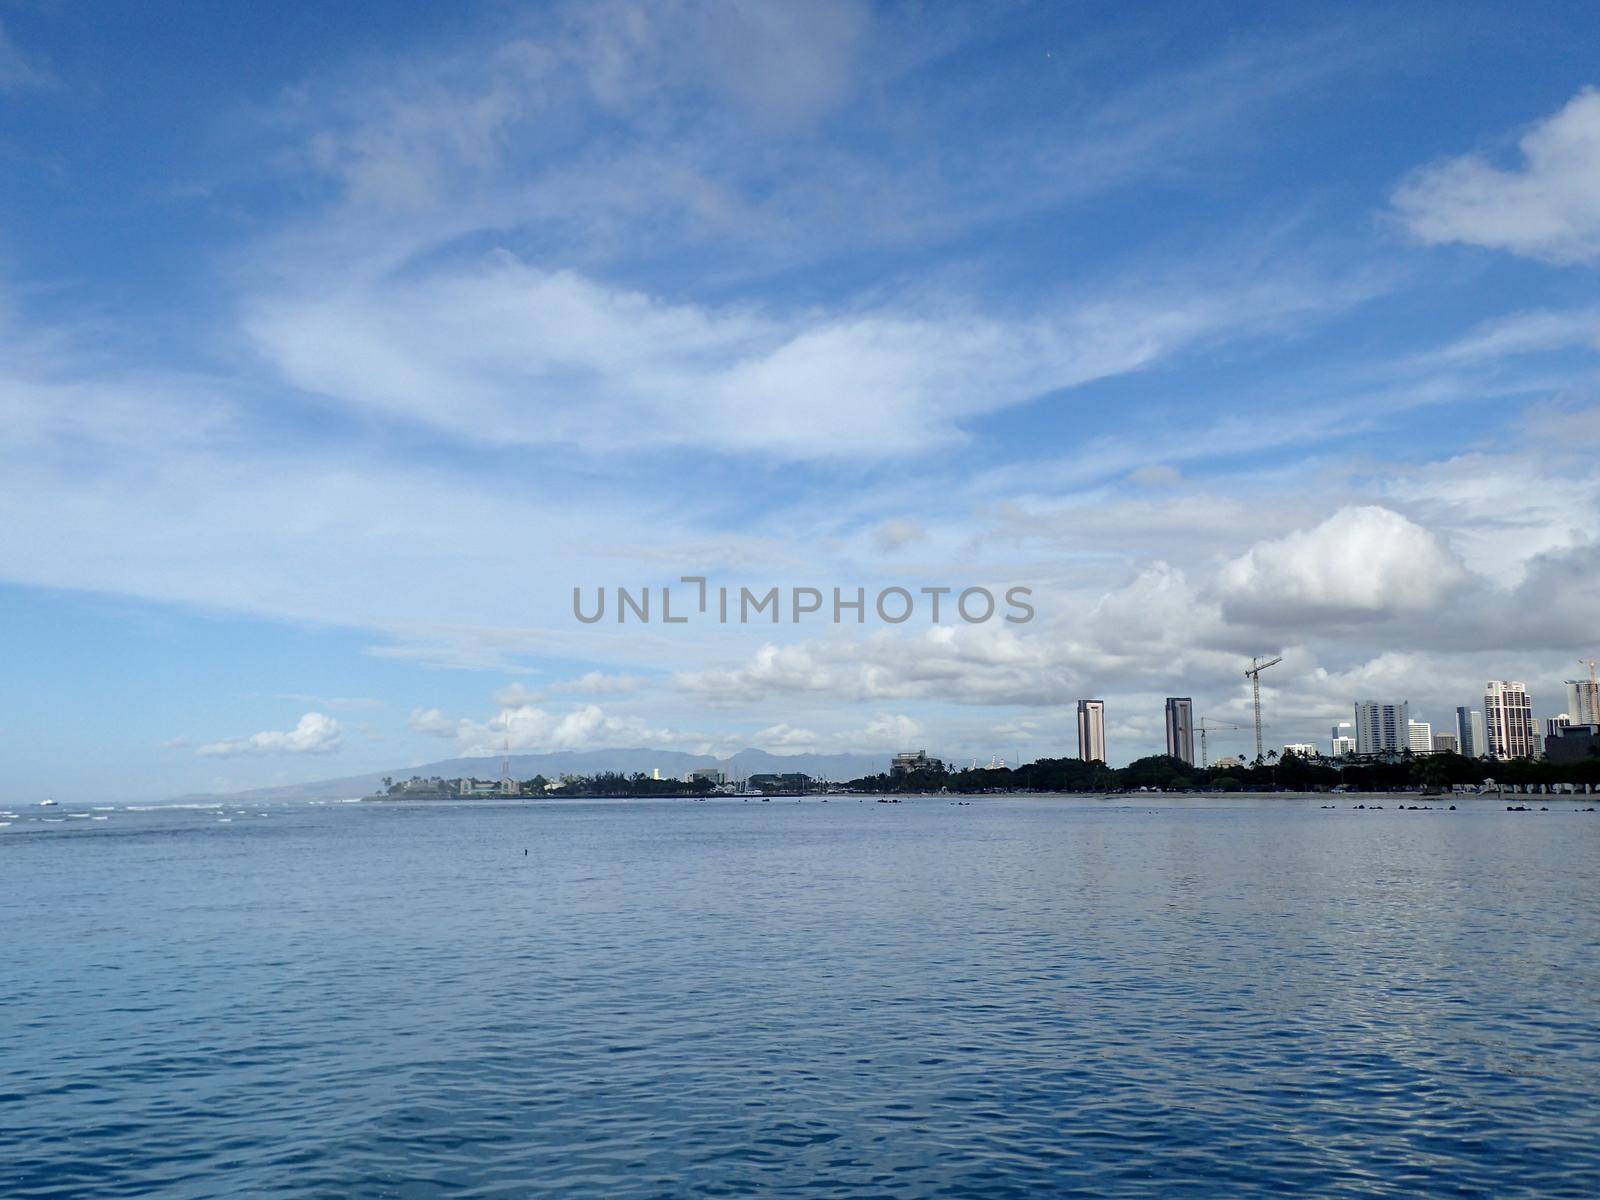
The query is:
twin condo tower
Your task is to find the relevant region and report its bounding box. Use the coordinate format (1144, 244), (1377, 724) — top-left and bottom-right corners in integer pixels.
(1075, 697), (1195, 767)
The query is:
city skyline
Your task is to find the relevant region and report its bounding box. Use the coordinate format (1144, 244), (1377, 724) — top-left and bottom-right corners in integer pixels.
(1059, 672), (1597, 768)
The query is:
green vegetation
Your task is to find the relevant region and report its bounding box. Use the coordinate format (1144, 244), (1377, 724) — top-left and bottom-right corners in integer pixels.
(846, 749), (1600, 794)
(537, 772), (716, 798)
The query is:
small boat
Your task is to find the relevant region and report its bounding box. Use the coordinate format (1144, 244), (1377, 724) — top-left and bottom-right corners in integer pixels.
(39, 797), (58, 807)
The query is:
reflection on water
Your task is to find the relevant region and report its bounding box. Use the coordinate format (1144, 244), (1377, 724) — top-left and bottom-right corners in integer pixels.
(4, 796), (1598, 1197)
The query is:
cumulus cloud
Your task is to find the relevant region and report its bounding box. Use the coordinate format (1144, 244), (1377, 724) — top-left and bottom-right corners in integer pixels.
(1393, 88), (1600, 265)
(196, 713), (342, 757)
(671, 571), (1241, 710)
(1217, 505), (1466, 624)
(413, 701), (675, 757)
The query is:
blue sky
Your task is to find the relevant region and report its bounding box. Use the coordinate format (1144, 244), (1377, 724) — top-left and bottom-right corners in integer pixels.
(3, 1), (1599, 798)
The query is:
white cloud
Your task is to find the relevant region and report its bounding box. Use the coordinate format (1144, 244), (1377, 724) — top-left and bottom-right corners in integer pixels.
(247, 254), (1304, 460)
(407, 707), (460, 738)
(841, 713), (925, 752)
(750, 722), (819, 749)
(227, 3), (1385, 466)
(1217, 505), (1466, 623)
(417, 701), (676, 757)
(1393, 88), (1600, 265)
(484, 673), (644, 709)
(724, 713), (930, 756)
(488, 684), (543, 708)
(670, 579), (1238, 709)
(1376, 449), (1600, 580)
(870, 518), (926, 554)
(548, 671), (645, 696)
(1420, 306), (1600, 365)
(679, 0), (869, 127)
(196, 713), (342, 757)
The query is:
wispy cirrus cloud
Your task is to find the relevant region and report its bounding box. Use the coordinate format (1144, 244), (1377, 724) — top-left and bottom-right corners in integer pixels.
(1415, 306), (1600, 367)
(247, 256), (1342, 459)
(0, 20), (52, 92)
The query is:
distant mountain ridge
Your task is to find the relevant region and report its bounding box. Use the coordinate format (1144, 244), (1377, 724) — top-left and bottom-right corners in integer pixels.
(176, 747), (899, 801)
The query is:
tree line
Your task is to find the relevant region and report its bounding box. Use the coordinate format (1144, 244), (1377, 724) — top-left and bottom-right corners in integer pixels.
(846, 749), (1600, 794)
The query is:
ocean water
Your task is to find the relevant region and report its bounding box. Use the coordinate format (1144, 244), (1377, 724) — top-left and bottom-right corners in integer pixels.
(3, 795), (1599, 1198)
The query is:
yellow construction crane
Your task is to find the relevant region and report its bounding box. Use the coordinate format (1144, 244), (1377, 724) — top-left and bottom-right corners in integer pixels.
(1244, 655), (1284, 763)
(1196, 718), (1244, 768)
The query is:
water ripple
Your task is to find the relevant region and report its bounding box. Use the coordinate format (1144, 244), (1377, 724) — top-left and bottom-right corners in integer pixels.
(3, 797), (1598, 1197)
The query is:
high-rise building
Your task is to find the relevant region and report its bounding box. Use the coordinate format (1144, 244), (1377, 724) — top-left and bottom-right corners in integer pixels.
(1454, 706), (1488, 758)
(1164, 697), (1194, 765)
(1330, 721), (1356, 757)
(1407, 719), (1433, 753)
(1483, 680), (1535, 759)
(1077, 700), (1106, 763)
(1354, 701), (1408, 755)
(1433, 732), (1458, 754)
(1565, 679), (1600, 726)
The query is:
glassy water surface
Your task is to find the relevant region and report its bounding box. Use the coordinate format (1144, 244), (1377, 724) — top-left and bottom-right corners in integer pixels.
(4, 796), (1598, 1197)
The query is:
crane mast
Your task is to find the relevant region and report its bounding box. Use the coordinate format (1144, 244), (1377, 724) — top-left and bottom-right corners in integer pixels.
(1243, 655), (1284, 763)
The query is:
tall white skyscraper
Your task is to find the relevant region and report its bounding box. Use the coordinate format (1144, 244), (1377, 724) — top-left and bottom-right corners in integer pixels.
(1330, 721), (1356, 756)
(1354, 701), (1408, 755)
(1164, 697), (1194, 765)
(1077, 699), (1106, 763)
(1484, 680), (1535, 758)
(1565, 679), (1600, 726)
(1407, 719), (1433, 753)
